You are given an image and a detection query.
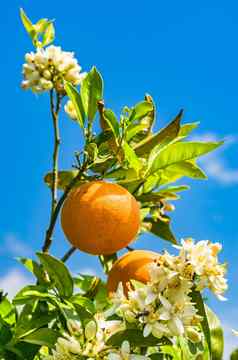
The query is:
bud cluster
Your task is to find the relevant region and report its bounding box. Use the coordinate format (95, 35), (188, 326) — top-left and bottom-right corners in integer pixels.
(21, 45), (86, 93)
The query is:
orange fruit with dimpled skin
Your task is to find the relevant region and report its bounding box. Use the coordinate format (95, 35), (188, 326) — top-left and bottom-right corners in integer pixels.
(61, 181), (140, 255)
(107, 250), (159, 296)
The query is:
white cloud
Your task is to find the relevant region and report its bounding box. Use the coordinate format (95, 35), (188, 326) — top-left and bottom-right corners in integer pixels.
(0, 268), (32, 299)
(191, 132), (238, 185)
(1, 233), (32, 257)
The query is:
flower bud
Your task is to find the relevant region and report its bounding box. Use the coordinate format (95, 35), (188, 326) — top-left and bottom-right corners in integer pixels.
(186, 327), (202, 343)
(85, 320), (97, 340)
(67, 319), (82, 335)
(43, 69), (52, 80)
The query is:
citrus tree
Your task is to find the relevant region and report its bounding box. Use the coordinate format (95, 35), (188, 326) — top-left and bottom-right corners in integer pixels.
(0, 9), (235, 359)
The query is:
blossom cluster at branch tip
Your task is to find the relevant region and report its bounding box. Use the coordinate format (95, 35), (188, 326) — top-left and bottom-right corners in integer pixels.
(21, 45), (86, 93)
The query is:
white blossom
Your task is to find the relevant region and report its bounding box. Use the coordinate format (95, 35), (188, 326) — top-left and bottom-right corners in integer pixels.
(21, 45), (86, 93)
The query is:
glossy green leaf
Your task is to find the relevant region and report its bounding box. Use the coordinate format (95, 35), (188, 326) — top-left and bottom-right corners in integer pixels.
(123, 142), (142, 173)
(20, 328), (59, 347)
(65, 82), (85, 127)
(37, 253), (73, 298)
(74, 274), (100, 295)
(134, 109), (183, 156)
(103, 109), (120, 139)
(13, 285), (54, 305)
(17, 257), (47, 285)
(129, 101), (154, 122)
(205, 305), (224, 360)
(150, 141), (223, 174)
(143, 218), (177, 244)
(70, 294), (95, 314)
(178, 122), (200, 137)
(190, 290), (211, 356)
(81, 66), (103, 122)
(126, 124), (148, 142)
(42, 22), (55, 47)
(0, 297), (15, 325)
(20, 8), (36, 40)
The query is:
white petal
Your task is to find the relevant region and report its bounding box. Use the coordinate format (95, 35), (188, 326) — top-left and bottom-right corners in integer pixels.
(143, 323), (152, 337)
(108, 354), (122, 360)
(121, 340), (130, 355)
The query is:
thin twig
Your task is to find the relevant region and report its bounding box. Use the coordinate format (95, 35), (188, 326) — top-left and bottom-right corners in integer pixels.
(61, 246), (76, 263)
(42, 90), (61, 253)
(126, 246), (135, 252)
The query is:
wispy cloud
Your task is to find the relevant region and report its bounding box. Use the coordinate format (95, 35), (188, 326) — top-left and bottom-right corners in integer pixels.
(191, 132), (238, 185)
(0, 268), (32, 298)
(1, 233), (32, 257)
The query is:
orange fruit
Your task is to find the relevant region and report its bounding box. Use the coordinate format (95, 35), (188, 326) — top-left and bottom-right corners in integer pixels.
(107, 250), (159, 296)
(61, 181), (140, 255)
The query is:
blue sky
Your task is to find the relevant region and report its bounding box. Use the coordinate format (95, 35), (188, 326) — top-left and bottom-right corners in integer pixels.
(0, 0), (238, 356)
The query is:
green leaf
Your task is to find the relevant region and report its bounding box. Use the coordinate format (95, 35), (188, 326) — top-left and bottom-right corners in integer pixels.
(190, 290), (211, 356)
(81, 66), (103, 122)
(143, 218), (177, 244)
(17, 257), (47, 285)
(70, 295), (95, 314)
(103, 109), (120, 139)
(150, 141), (223, 174)
(74, 274), (100, 295)
(106, 329), (167, 347)
(231, 349), (238, 360)
(65, 82), (85, 127)
(0, 297), (15, 325)
(42, 22), (55, 47)
(178, 122), (200, 137)
(134, 109), (183, 156)
(15, 310), (57, 339)
(44, 170), (84, 191)
(205, 305), (224, 360)
(20, 328), (59, 347)
(126, 124), (148, 142)
(99, 253), (118, 274)
(13, 285), (54, 305)
(123, 142), (142, 173)
(20, 8), (36, 40)
(129, 101), (154, 122)
(37, 253), (73, 298)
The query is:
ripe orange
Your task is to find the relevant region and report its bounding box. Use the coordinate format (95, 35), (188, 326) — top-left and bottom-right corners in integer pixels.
(61, 181), (140, 255)
(107, 250), (159, 296)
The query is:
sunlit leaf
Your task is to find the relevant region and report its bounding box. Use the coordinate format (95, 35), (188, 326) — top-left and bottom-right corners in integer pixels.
(37, 253), (73, 298)
(205, 305), (224, 360)
(190, 290), (211, 356)
(65, 82), (85, 127)
(20, 8), (36, 41)
(103, 109), (120, 139)
(81, 66), (103, 122)
(178, 122), (200, 137)
(42, 22), (55, 47)
(150, 141), (223, 174)
(123, 142), (142, 174)
(99, 253), (118, 274)
(20, 328), (59, 347)
(129, 101), (153, 122)
(134, 109), (183, 156)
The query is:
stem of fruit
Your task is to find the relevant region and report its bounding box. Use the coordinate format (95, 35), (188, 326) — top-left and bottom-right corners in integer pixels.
(42, 90), (62, 253)
(42, 159), (88, 253)
(61, 246), (76, 262)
